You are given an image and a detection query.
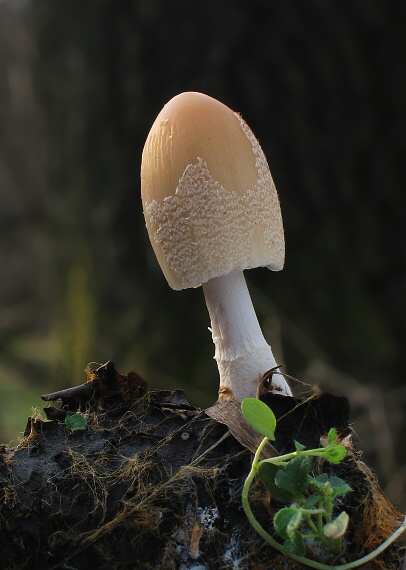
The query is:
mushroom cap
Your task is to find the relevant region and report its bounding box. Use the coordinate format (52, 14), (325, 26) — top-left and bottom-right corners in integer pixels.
(141, 91), (285, 290)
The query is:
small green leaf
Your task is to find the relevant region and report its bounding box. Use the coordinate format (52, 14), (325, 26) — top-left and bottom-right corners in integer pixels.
(303, 494), (321, 508)
(322, 444), (346, 464)
(283, 531), (306, 557)
(327, 427), (338, 445)
(323, 511), (349, 539)
(328, 477), (352, 499)
(258, 462), (293, 504)
(275, 456), (311, 497)
(65, 413), (88, 432)
(241, 398), (276, 440)
(311, 474), (351, 499)
(313, 473), (328, 486)
(294, 440), (306, 452)
(274, 508), (303, 539)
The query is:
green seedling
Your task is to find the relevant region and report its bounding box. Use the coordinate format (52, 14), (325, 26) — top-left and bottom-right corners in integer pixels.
(241, 397), (406, 569)
(65, 413), (88, 432)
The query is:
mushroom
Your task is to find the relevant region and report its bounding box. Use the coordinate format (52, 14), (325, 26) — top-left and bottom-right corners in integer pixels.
(141, 92), (292, 401)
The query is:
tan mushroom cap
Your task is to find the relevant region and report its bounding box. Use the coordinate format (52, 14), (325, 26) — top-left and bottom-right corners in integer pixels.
(141, 91), (285, 290)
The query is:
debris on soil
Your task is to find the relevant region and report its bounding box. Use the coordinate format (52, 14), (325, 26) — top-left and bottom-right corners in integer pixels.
(0, 362), (404, 569)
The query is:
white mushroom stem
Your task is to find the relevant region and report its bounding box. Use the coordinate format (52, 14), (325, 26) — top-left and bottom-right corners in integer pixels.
(202, 268), (292, 401)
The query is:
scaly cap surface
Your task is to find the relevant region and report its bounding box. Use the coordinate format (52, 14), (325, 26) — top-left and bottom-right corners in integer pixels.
(141, 92), (284, 290)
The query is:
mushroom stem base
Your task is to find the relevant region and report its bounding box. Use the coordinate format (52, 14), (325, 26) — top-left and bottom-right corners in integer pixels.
(202, 269), (292, 401)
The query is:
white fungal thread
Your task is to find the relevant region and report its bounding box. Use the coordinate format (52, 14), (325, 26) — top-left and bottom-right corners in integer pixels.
(145, 116), (284, 290)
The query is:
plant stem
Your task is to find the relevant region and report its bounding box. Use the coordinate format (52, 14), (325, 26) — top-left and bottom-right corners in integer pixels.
(242, 441), (406, 570)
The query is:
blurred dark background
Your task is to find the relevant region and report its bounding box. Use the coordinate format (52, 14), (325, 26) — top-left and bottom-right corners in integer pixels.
(1, 0), (405, 508)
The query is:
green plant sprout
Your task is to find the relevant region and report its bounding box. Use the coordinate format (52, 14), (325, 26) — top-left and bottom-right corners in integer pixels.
(241, 397), (406, 569)
(65, 413), (88, 432)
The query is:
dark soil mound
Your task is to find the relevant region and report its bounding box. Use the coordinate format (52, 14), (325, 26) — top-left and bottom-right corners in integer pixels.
(0, 362), (403, 569)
